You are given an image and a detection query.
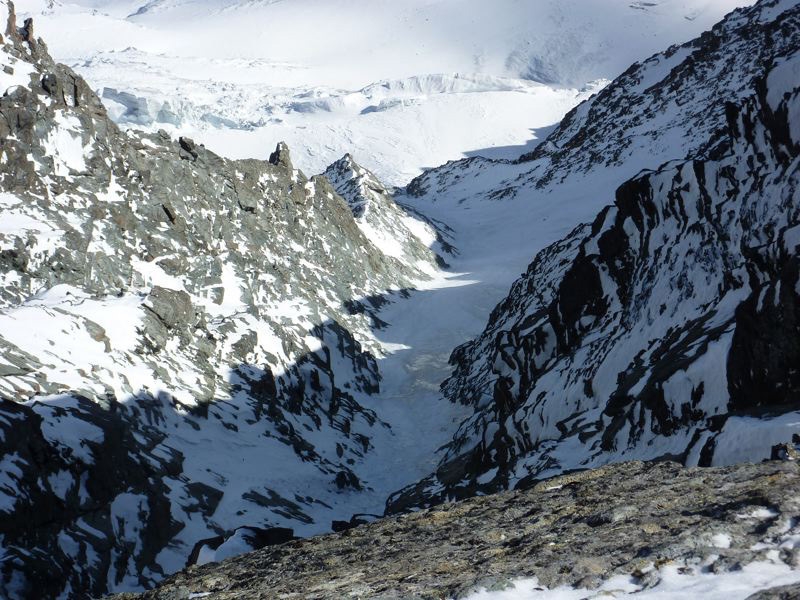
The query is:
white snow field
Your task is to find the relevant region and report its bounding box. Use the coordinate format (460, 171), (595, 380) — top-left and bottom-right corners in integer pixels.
(466, 560), (800, 600)
(22, 0), (752, 185)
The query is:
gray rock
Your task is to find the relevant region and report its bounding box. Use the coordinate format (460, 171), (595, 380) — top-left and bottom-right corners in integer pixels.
(746, 584), (800, 600)
(145, 287), (194, 330)
(268, 141), (293, 171)
(113, 461), (800, 600)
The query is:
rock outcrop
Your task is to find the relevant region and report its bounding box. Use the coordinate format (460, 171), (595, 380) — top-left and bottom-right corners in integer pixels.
(115, 460), (800, 599)
(324, 153), (453, 273)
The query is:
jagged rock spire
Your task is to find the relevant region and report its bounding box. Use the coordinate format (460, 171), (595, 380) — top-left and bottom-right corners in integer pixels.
(4, 1), (32, 43)
(20, 16), (32, 43)
(5, 0), (15, 39)
(269, 141), (293, 171)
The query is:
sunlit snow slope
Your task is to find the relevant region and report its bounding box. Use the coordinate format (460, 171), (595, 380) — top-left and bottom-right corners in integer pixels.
(22, 0), (753, 185)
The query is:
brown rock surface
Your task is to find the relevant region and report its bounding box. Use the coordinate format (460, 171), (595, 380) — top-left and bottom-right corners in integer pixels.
(115, 460), (800, 600)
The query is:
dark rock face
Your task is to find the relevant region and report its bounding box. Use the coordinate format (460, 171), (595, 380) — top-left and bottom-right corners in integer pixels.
(387, 2), (800, 513)
(114, 461), (800, 600)
(0, 396), (183, 598)
(727, 255), (800, 410)
(0, 13), (441, 598)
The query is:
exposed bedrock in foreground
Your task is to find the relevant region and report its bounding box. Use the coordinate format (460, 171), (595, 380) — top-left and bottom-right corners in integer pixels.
(117, 460), (800, 600)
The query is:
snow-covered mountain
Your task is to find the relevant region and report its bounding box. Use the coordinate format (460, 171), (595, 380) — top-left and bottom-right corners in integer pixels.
(0, 7), (458, 595)
(387, 0), (800, 512)
(1, 0), (799, 598)
(20, 0), (751, 185)
(323, 154), (449, 272)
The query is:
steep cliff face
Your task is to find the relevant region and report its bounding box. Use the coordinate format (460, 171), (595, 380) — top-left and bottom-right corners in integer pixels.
(0, 4), (442, 596)
(388, 28), (800, 512)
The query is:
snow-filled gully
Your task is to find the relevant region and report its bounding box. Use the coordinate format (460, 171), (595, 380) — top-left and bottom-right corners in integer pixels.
(347, 182), (611, 514)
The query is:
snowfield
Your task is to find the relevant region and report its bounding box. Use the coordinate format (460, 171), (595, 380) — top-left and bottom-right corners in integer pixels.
(467, 561), (800, 600)
(23, 0), (753, 185)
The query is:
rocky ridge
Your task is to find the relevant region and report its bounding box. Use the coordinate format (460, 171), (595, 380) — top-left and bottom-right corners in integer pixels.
(387, 0), (800, 512)
(116, 460), (800, 599)
(0, 3), (443, 597)
(324, 154), (453, 274)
